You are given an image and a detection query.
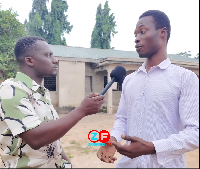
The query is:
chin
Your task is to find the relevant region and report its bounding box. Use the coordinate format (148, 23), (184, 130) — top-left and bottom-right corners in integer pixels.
(51, 73), (57, 77)
(139, 51), (154, 59)
(138, 53), (148, 58)
(51, 70), (58, 76)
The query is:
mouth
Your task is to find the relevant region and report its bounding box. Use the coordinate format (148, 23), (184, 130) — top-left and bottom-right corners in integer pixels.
(135, 45), (143, 52)
(53, 66), (59, 70)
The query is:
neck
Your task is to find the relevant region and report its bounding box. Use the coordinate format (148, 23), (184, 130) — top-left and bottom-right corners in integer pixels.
(19, 67), (43, 85)
(145, 48), (167, 72)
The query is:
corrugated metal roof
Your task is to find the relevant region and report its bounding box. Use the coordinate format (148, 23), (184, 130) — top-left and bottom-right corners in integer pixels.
(49, 45), (199, 63)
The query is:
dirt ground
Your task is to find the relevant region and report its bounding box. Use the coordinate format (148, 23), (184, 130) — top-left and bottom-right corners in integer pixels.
(0, 113), (199, 168)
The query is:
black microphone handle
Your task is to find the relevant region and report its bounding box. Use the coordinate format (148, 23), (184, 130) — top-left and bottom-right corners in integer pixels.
(99, 78), (116, 95)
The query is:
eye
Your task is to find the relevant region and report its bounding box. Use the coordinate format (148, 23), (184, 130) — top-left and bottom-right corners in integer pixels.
(141, 30), (146, 34)
(46, 53), (53, 58)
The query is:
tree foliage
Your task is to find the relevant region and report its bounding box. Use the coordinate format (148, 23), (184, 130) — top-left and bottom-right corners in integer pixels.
(91, 1), (117, 49)
(177, 51), (199, 59)
(0, 7), (26, 80)
(176, 51), (192, 58)
(48, 0), (73, 45)
(25, 0), (73, 45)
(195, 53), (199, 59)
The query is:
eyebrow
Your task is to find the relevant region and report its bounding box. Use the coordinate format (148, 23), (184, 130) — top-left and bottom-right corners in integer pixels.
(134, 25), (146, 35)
(45, 52), (53, 54)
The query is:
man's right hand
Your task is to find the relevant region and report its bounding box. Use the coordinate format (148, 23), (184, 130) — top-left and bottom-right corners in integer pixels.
(97, 136), (117, 163)
(78, 93), (105, 116)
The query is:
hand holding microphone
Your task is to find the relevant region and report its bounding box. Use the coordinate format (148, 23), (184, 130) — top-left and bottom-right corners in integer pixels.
(79, 93), (105, 116)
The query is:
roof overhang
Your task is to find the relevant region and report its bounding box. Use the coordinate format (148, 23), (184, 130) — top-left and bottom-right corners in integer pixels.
(55, 56), (199, 70)
(98, 57), (199, 69)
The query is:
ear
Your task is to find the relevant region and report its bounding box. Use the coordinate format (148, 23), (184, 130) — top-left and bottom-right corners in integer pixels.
(160, 27), (168, 39)
(24, 57), (34, 67)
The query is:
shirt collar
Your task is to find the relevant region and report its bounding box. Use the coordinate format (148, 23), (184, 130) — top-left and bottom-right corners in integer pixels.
(137, 58), (171, 73)
(14, 72), (44, 92)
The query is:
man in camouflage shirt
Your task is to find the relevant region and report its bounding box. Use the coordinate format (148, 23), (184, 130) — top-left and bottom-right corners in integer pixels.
(0, 36), (105, 168)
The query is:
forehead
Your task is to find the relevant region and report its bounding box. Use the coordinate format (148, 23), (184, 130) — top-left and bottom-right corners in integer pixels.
(35, 40), (52, 53)
(135, 16), (155, 29)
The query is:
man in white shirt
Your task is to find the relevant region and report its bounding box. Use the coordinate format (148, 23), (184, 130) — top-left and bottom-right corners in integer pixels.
(97, 10), (199, 168)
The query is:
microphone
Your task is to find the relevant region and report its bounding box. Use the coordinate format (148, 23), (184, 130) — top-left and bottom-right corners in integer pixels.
(99, 66), (126, 95)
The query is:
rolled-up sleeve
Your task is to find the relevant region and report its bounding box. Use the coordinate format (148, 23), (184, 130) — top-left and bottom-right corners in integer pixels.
(152, 72), (199, 165)
(0, 84), (41, 136)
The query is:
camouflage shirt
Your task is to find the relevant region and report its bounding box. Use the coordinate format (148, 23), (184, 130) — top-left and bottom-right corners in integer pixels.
(0, 72), (69, 168)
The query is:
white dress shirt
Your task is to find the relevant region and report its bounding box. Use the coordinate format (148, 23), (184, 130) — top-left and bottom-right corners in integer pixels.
(110, 58), (199, 168)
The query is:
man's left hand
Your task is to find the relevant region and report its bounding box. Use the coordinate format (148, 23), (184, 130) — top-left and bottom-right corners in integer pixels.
(112, 135), (156, 159)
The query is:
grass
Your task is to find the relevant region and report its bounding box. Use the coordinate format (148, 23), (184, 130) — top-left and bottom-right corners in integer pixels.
(84, 149), (90, 154)
(64, 140), (99, 156)
(70, 140), (78, 144)
(67, 153), (74, 159)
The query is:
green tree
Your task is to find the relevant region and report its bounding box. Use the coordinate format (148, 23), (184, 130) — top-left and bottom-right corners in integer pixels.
(48, 0), (73, 45)
(195, 53), (199, 59)
(91, 1), (117, 49)
(176, 51), (192, 58)
(0, 7), (26, 80)
(25, 0), (73, 45)
(90, 4), (103, 49)
(25, 0), (49, 39)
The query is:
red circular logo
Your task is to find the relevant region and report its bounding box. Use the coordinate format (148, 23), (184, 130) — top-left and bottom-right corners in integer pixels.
(88, 130), (110, 143)
(99, 130), (110, 143)
(88, 130), (99, 143)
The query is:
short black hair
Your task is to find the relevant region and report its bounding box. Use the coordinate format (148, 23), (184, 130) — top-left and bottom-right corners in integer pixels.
(139, 10), (171, 42)
(14, 36), (46, 63)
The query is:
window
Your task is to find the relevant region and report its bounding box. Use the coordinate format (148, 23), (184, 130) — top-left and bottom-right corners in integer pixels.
(117, 82), (122, 91)
(104, 76), (108, 88)
(85, 76), (93, 92)
(44, 76), (57, 91)
(90, 76), (93, 92)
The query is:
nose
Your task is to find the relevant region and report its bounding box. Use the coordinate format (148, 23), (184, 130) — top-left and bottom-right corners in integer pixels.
(135, 35), (140, 44)
(52, 56), (58, 64)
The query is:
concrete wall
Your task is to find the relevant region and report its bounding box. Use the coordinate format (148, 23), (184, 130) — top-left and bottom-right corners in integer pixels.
(85, 63), (107, 94)
(58, 61), (85, 107)
(50, 91), (58, 107)
(112, 70), (135, 106)
(85, 63), (108, 106)
(95, 71), (108, 107)
(50, 60), (199, 114)
(111, 69), (136, 114)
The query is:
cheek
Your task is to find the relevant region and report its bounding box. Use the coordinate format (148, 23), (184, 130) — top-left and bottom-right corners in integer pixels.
(37, 59), (52, 71)
(145, 36), (158, 48)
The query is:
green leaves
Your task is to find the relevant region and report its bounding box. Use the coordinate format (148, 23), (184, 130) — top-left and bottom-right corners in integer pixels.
(176, 51), (192, 58)
(91, 1), (117, 49)
(195, 53), (199, 59)
(176, 51), (199, 59)
(25, 0), (73, 45)
(0, 8), (26, 80)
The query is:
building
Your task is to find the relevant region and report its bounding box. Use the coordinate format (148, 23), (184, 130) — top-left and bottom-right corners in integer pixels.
(0, 46), (199, 114)
(41, 45), (199, 114)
